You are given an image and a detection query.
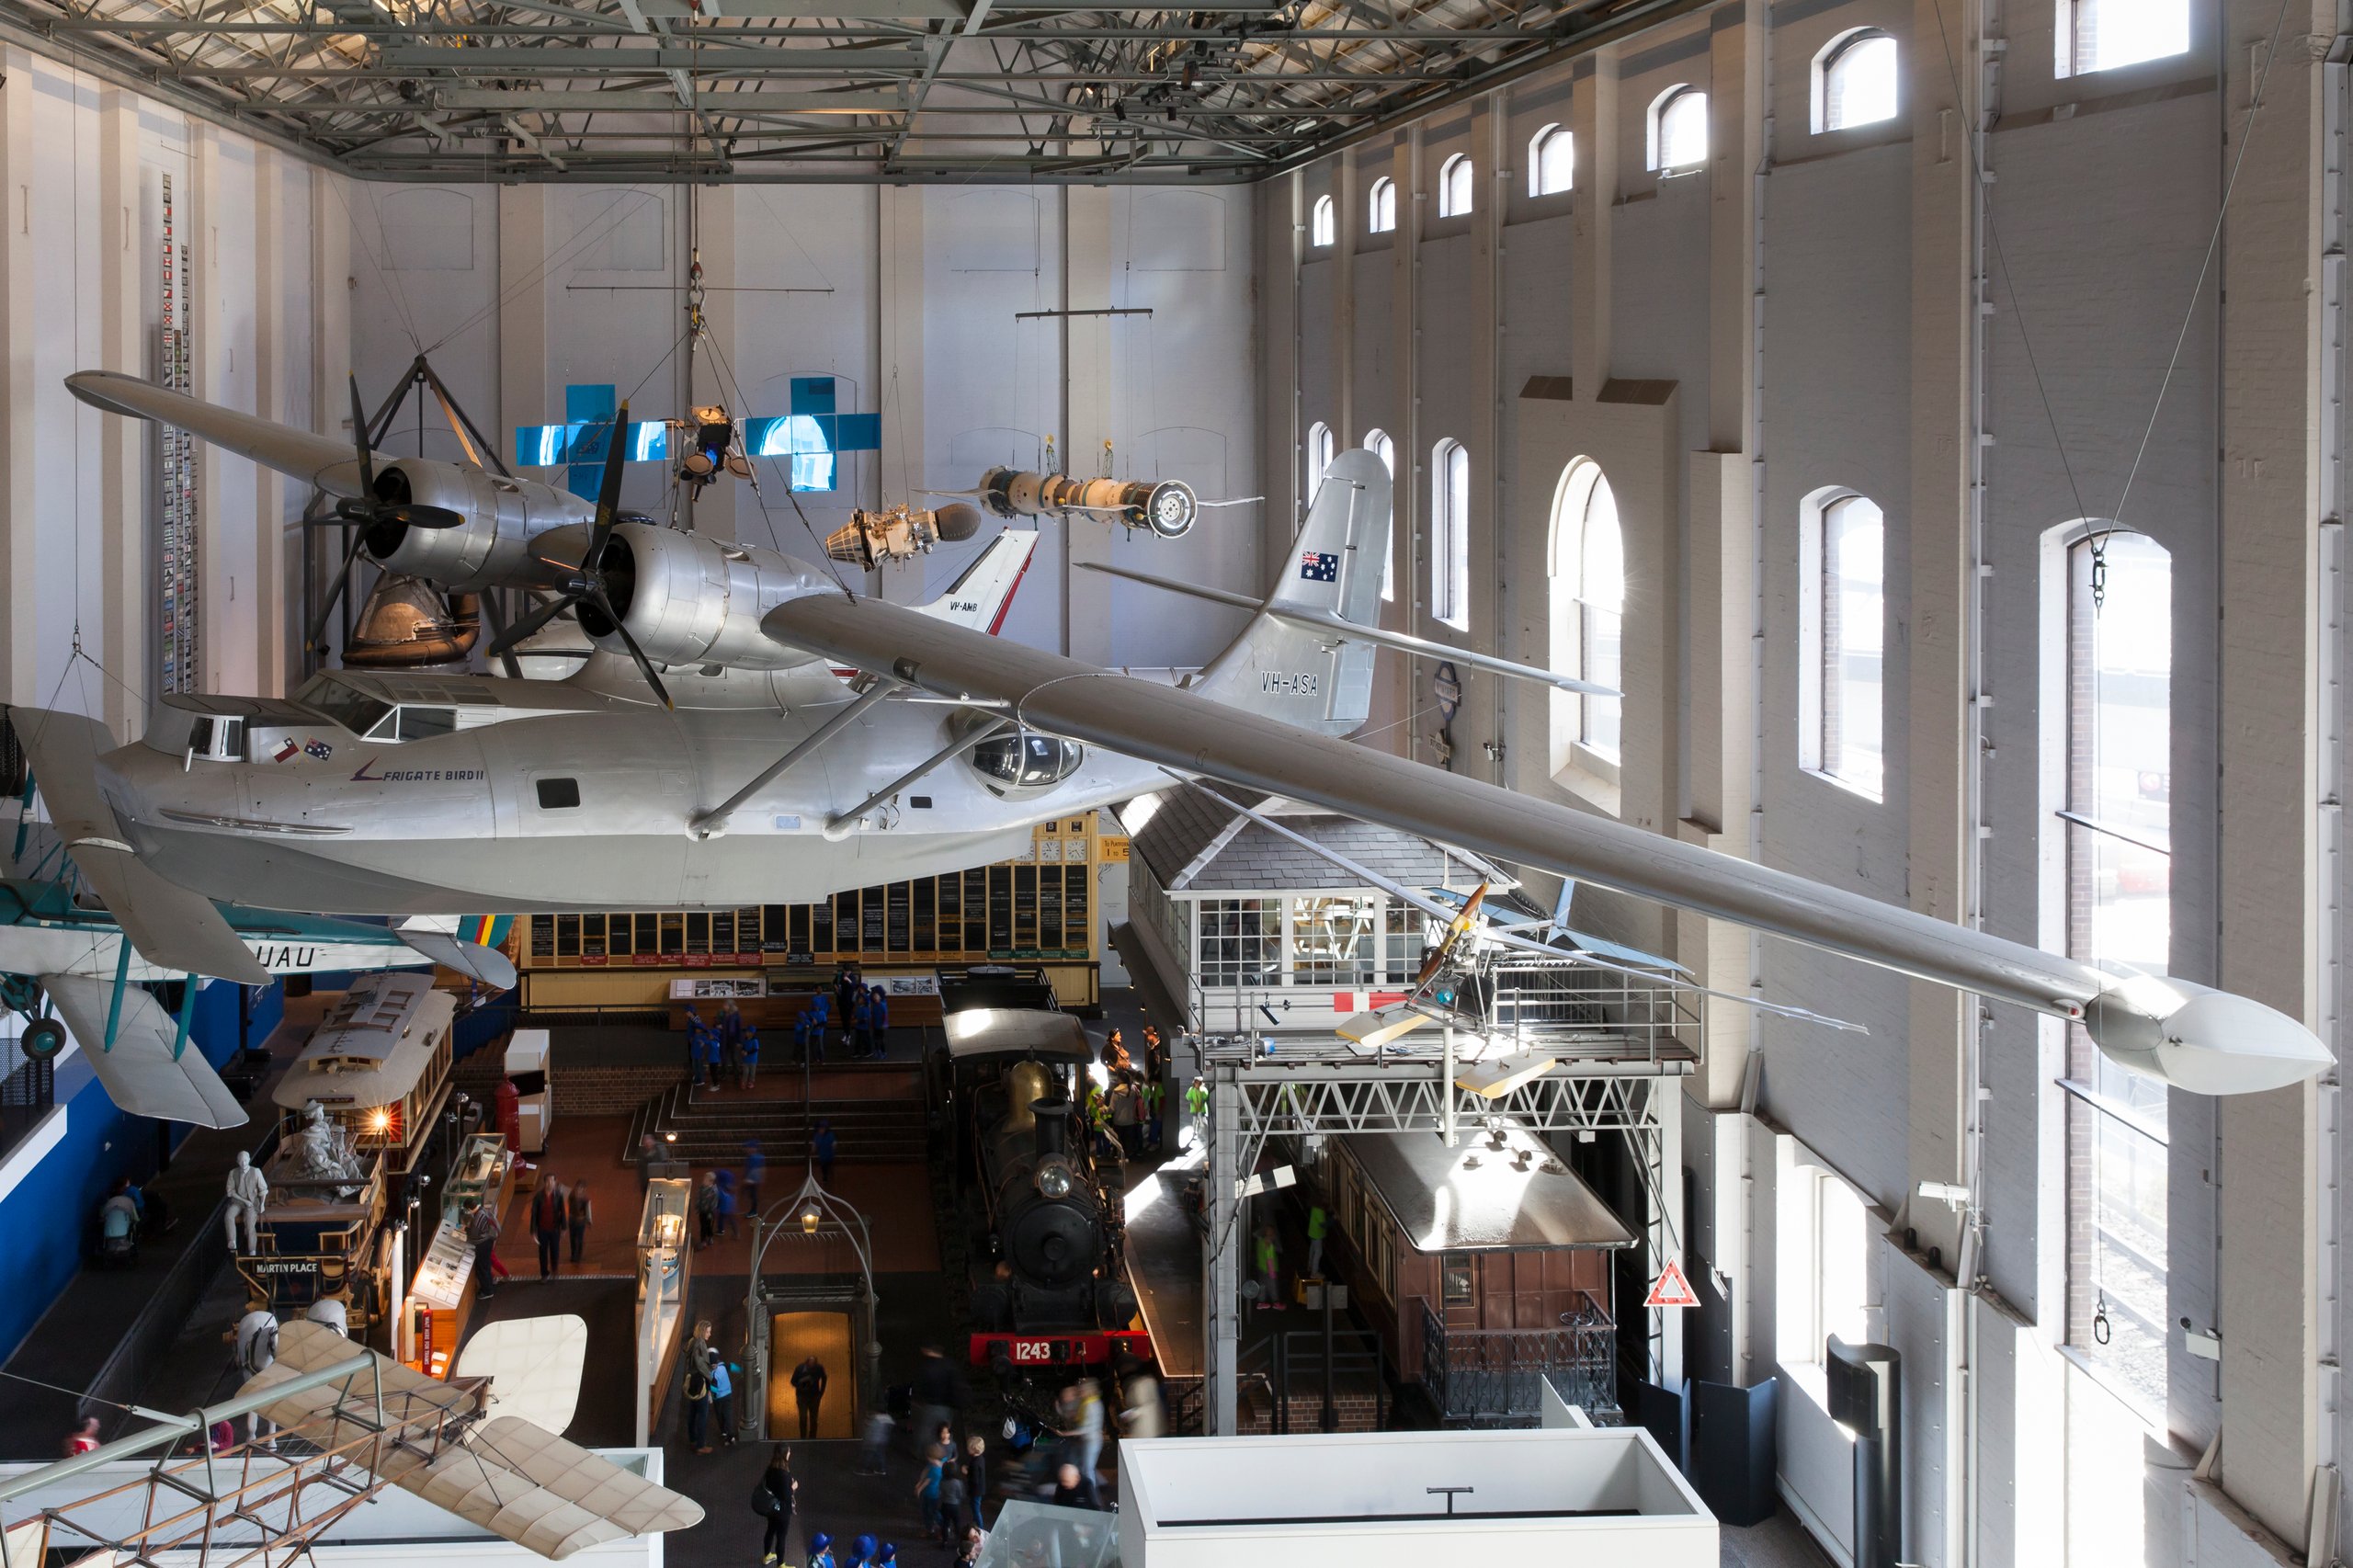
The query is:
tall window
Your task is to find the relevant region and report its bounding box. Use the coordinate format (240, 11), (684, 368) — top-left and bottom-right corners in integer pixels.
(1776, 1146), (1874, 1375)
(1369, 176), (1398, 233)
(1438, 153), (1473, 217)
(1366, 430), (1397, 601)
(1802, 492), (1884, 800)
(2061, 530), (2172, 1413)
(2059, 0), (2189, 76)
(1529, 123), (1574, 196)
(1649, 85), (1708, 171)
(1430, 439), (1470, 631)
(1311, 193), (1336, 248)
(1305, 422), (1336, 506)
(1816, 29), (1899, 131)
(1549, 460), (1623, 762)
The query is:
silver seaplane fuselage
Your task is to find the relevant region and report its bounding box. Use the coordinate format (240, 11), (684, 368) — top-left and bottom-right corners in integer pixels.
(97, 663), (1162, 916)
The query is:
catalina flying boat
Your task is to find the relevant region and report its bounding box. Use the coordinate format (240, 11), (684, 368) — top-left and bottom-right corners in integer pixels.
(43, 372), (2338, 1100)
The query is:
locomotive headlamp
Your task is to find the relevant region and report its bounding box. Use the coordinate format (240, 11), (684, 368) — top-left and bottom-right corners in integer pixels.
(1037, 1164), (1074, 1200)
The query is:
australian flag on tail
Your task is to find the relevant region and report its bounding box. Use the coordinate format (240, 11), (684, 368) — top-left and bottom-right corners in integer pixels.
(1300, 551), (1340, 583)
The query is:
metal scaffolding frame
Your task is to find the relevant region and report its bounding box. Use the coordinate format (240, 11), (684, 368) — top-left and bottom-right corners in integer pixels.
(1194, 1036), (1688, 1434)
(0, 0), (1713, 183)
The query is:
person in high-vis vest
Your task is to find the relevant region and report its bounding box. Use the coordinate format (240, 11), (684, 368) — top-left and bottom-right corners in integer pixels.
(1305, 1202), (1329, 1279)
(1254, 1222), (1283, 1312)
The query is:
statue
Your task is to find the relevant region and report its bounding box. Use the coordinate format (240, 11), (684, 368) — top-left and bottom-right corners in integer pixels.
(285, 1102), (366, 1184)
(223, 1150), (267, 1253)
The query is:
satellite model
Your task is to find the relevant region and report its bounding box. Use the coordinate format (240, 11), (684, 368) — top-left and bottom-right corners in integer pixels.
(0, 1320), (702, 1564)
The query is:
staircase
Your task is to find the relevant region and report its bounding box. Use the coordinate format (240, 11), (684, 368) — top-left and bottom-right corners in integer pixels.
(623, 1073), (930, 1169)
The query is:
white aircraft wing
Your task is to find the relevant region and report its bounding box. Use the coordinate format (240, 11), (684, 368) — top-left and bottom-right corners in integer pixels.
(765, 590), (2332, 1096)
(66, 372), (365, 498)
(4, 710), (269, 985)
(407, 1416), (704, 1560)
(40, 974), (245, 1127)
(240, 1324), (702, 1562)
(398, 929), (520, 991)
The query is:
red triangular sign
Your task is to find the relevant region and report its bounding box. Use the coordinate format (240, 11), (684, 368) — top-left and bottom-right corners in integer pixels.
(1645, 1259), (1700, 1309)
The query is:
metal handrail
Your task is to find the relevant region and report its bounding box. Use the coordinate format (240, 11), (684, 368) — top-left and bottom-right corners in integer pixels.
(1419, 1301), (1617, 1424)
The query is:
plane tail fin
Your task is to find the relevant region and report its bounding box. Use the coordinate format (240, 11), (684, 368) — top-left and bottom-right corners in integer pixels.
(1194, 450), (1391, 736)
(913, 530), (1038, 636)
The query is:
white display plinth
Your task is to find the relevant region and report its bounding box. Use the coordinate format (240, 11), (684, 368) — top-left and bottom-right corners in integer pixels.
(1117, 1427), (1716, 1568)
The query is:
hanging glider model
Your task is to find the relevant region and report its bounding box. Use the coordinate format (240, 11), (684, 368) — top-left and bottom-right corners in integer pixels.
(0, 1319), (701, 1565)
(50, 369), (2339, 1099)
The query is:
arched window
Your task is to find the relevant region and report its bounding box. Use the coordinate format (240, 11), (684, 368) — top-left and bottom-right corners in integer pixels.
(2059, 0), (2188, 77)
(1368, 176), (1398, 234)
(1430, 439), (1470, 630)
(1816, 29), (1899, 131)
(2055, 528), (2172, 1408)
(1365, 430), (1397, 601)
(1649, 85), (1708, 172)
(1310, 193), (1336, 248)
(1305, 421), (1336, 506)
(1548, 460), (1623, 762)
(1529, 123), (1574, 197)
(1437, 153), (1473, 218)
(1800, 491), (1884, 798)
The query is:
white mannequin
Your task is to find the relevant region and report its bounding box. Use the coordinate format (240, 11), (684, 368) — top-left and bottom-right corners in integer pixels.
(234, 1309), (279, 1446)
(304, 1299), (348, 1336)
(223, 1150), (267, 1253)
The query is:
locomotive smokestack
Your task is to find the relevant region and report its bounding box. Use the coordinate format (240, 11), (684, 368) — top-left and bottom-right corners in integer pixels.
(1031, 1097), (1072, 1159)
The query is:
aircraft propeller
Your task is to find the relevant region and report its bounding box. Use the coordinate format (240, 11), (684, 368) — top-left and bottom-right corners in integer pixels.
(303, 375), (470, 658)
(485, 400), (675, 711)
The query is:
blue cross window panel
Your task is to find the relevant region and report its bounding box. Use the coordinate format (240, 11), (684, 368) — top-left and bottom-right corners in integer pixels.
(743, 415), (836, 493)
(513, 376), (881, 494)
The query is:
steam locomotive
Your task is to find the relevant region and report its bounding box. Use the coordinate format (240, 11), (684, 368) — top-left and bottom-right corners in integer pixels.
(936, 968), (1143, 1369)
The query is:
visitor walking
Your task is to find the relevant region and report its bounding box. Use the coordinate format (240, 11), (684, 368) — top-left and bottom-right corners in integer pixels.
(740, 1024), (762, 1088)
(464, 1199), (501, 1300)
(814, 1119), (837, 1187)
(791, 1352), (828, 1438)
(715, 1167), (741, 1240)
(695, 1172), (720, 1249)
(685, 1323), (716, 1453)
(565, 1179), (594, 1265)
(961, 1434), (991, 1529)
(868, 984), (891, 1058)
(529, 1176), (567, 1279)
(753, 1446), (796, 1565)
(745, 1141), (766, 1225)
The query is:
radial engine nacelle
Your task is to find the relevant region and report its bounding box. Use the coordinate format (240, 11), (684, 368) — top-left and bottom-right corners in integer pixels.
(360, 461), (597, 591)
(535, 521), (838, 673)
(977, 467), (1198, 539)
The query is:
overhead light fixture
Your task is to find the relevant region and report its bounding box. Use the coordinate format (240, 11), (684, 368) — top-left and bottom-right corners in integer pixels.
(800, 1204), (821, 1235)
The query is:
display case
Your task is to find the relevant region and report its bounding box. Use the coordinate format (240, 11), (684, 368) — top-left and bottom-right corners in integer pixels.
(634, 1177), (694, 1446)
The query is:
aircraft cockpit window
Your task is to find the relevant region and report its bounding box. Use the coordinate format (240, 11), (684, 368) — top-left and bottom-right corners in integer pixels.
(188, 716), (245, 763)
(971, 732), (1085, 790)
(303, 680), (393, 740)
(396, 707), (456, 742)
(536, 778), (582, 810)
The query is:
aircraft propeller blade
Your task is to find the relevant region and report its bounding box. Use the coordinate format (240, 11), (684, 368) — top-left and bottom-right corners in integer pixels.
(305, 525), (376, 655)
(348, 374), (376, 503)
(475, 592), (526, 679)
(596, 586), (674, 711)
(484, 589), (580, 658)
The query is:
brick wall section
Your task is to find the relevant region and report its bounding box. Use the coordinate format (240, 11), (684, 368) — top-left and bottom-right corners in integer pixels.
(450, 1053), (685, 1119)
